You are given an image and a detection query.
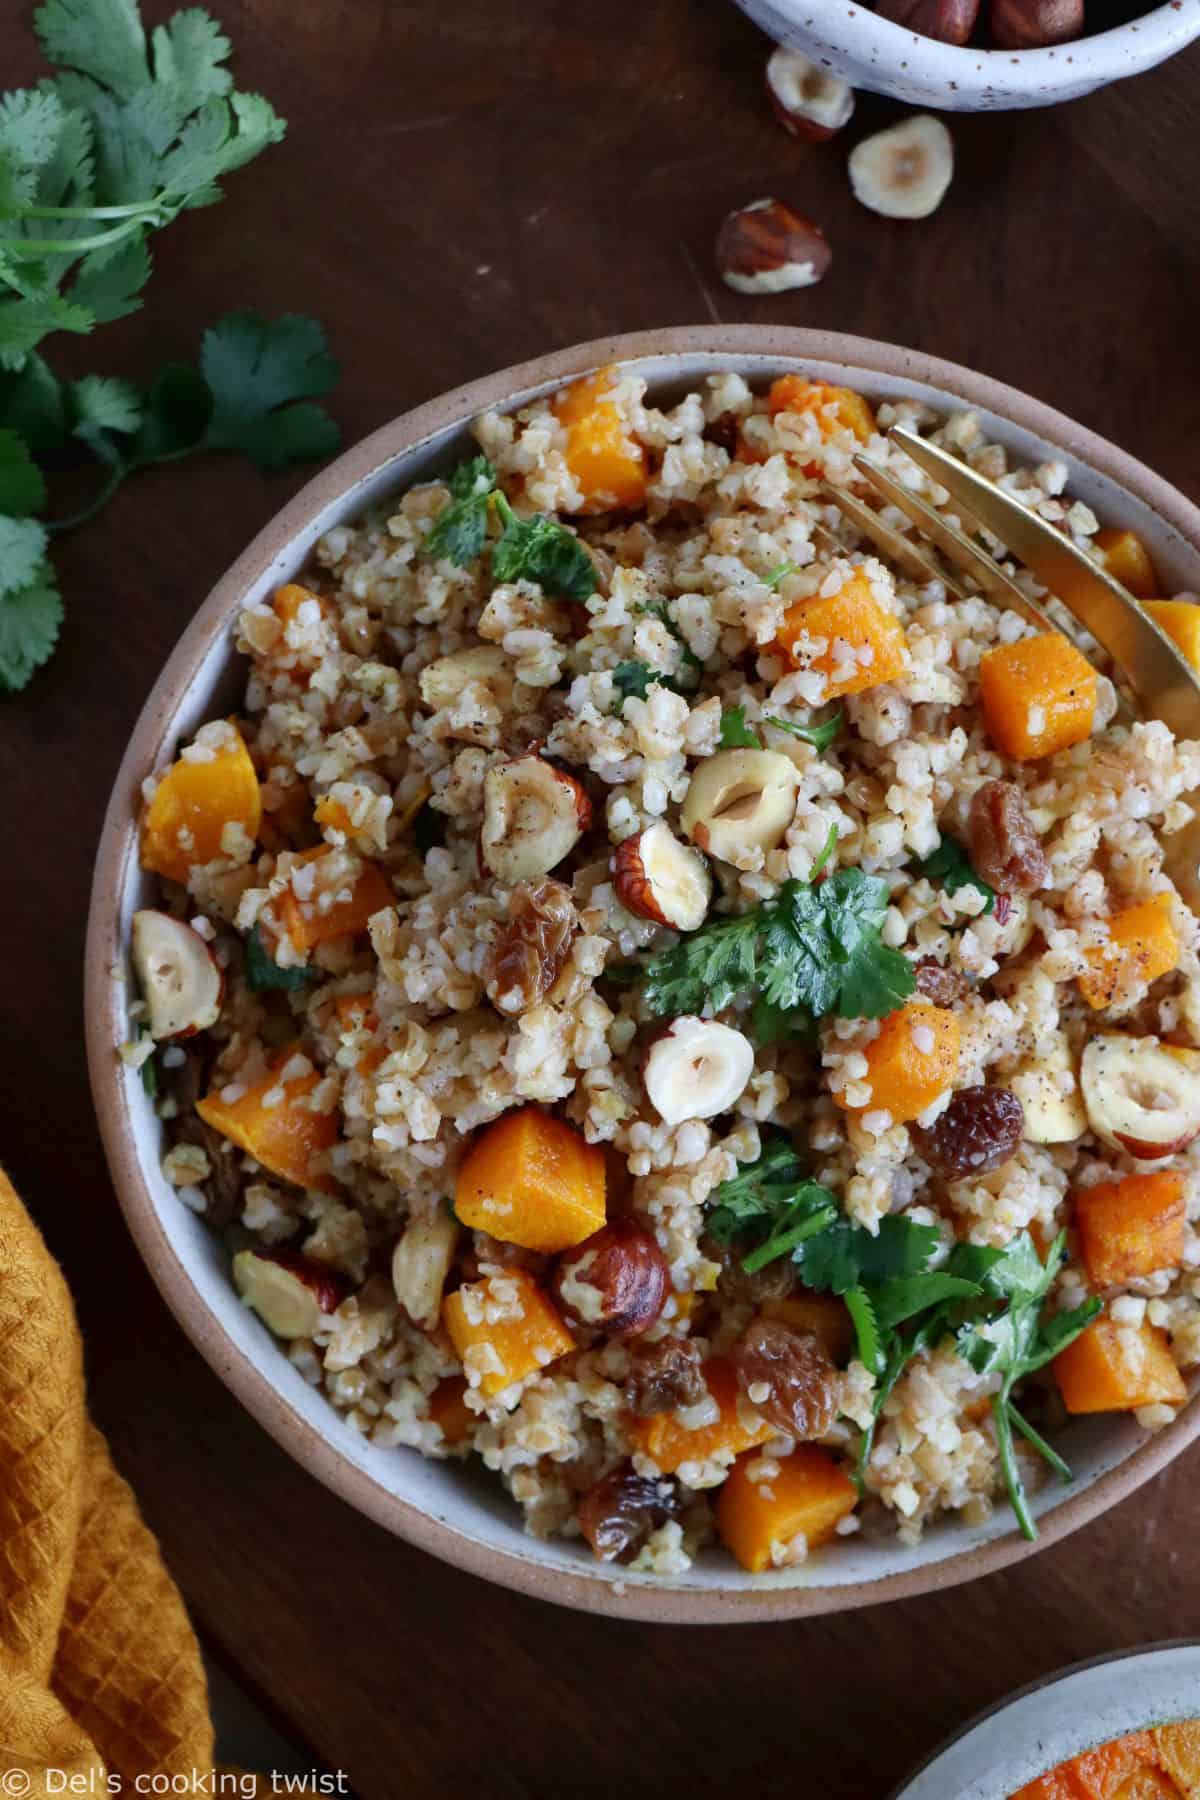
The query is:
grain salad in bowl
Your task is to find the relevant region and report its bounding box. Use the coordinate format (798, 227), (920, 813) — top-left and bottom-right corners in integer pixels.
(118, 352), (1200, 1585)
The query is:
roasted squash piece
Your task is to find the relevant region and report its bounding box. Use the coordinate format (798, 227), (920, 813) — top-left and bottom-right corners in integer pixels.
(776, 569), (908, 701)
(428, 1375), (474, 1446)
(1078, 894), (1179, 1010)
(717, 1443), (857, 1573)
(767, 374), (875, 445)
(455, 1107), (606, 1253)
(1094, 528), (1159, 600)
(835, 1001), (960, 1124)
(1055, 1313), (1187, 1414)
(554, 367), (648, 514)
(1074, 1171), (1185, 1288)
(442, 1269), (575, 1398)
(276, 848), (394, 954)
(196, 1045), (338, 1192)
(1153, 1720), (1200, 1792)
(979, 632), (1097, 761)
(1145, 600), (1200, 676)
(627, 1358), (774, 1476)
(141, 721), (261, 884)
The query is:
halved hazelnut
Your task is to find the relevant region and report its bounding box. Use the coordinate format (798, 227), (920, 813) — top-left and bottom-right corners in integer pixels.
(419, 645), (514, 712)
(1080, 1034), (1200, 1159)
(715, 198), (832, 296)
(873, 0), (980, 43)
(132, 909), (224, 1040)
(391, 1205), (459, 1330)
(1011, 1038), (1086, 1145)
(991, 0), (1083, 46)
(680, 749), (799, 864)
(481, 754), (592, 885)
(232, 1248), (347, 1339)
(764, 47), (855, 142)
(551, 1217), (670, 1339)
(643, 1017), (755, 1124)
(612, 822), (712, 931)
(848, 115), (955, 221)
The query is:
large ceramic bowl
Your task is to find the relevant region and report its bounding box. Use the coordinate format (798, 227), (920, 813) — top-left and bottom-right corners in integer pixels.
(893, 1642), (1200, 1797)
(735, 0), (1200, 110)
(86, 326), (1200, 1623)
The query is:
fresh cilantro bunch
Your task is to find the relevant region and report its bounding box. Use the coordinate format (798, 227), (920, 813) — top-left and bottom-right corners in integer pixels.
(707, 1137), (1101, 1537)
(913, 835), (996, 916)
(0, 2), (341, 694)
(1, 0), (286, 362)
(642, 828), (915, 1037)
(718, 703), (843, 754)
(420, 452), (597, 602)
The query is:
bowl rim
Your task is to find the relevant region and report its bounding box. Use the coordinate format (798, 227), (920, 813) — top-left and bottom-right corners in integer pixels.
(85, 323), (1200, 1624)
(888, 1640), (1200, 1798)
(743, 0), (1200, 93)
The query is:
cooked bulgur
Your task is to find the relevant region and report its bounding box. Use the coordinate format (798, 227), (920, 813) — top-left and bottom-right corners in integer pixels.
(127, 364), (1200, 1576)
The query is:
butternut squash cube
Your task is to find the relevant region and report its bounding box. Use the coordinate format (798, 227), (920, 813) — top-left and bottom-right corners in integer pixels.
(979, 631), (1097, 761)
(196, 1045), (338, 1192)
(1153, 1720), (1200, 1792)
(428, 1375), (474, 1446)
(776, 570), (908, 701)
(1075, 1172), (1185, 1289)
(717, 1443), (857, 1573)
(1078, 894), (1179, 1010)
(455, 1107), (606, 1253)
(835, 1001), (960, 1124)
(554, 367), (648, 514)
(1145, 600), (1200, 676)
(1111, 1769), (1185, 1799)
(767, 374), (875, 445)
(1095, 527), (1159, 600)
(1069, 1734), (1161, 1800)
(442, 1270), (575, 1398)
(141, 722), (261, 884)
(1055, 1313), (1187, 1415)
(276, 848), (394, 954)
(628, 1358), (774, 1476)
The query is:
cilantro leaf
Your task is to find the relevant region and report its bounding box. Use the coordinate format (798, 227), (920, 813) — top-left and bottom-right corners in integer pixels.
(69, 233), (151, 323)
(761, 868), (916, 1022)
(633, 599), (702, 687)
(35, 0), (151, 98)
(719, 705), (760, 749)
(641, 907), (760, 1016)
(0, 428), (47, 514)
(131, 359), (211, 458)
(0, 290), (91, 371)
(796, 1213), (942, 1296)
(422, 454), (497, 565)
(71, 371), (143, 454)
(0, 557), (63, 691)
(705, 1136), (807, 1240)
(149, 9), (234, 116)
(199, 311), (339, 469)
(0, 353), (68, 451)
(491, 493), (596, 599)
(610, 659), (692, 715)
(764, 560), (797, 590)
(244, 922), (315, 992)
(914, 835), (995, 916)
(0, 514), (49, 593)
(765, 707), (843, 753)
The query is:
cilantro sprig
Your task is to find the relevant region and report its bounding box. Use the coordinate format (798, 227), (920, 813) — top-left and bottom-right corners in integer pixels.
(245, 922), (316, 993)
(718, 704), (844, 754)
(420, 453), (597, 601)
(641, 828), (915, 1036)
(0, 3), (341, 693)
(913, 835), (996, 917)
(707, 1137), (1100, 1537)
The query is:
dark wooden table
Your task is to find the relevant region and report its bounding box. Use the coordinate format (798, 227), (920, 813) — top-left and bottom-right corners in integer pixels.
(4, 3), (1200, 1793)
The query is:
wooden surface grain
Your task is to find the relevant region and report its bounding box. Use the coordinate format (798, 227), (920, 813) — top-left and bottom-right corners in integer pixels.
(3, 3), (1200, 1793)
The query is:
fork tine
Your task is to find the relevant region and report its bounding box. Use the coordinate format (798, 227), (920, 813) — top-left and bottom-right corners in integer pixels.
(820, 480), (968, 596)
(888, 423), (1200, 742)
(853, 454), (1059, 636)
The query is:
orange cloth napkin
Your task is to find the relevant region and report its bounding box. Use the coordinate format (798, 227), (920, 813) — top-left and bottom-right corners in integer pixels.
(0, 1165), (240, 1796)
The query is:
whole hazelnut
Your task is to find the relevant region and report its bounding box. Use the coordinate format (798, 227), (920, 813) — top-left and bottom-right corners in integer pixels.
(991, 0), (1084, 45)
(715, 198), (832, 296)
(551, 1218), (669, 1339)
(874, 0), (980, 42)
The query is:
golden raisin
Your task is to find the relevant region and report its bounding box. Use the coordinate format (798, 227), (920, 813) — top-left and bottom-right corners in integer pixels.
(730, 1319), (838, 1439)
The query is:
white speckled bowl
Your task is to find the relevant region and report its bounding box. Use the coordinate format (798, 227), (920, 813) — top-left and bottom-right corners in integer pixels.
(87, 326), (1200, 1622)
(735, 0), (1200, 109)
(892, 1643), (1200, 1797)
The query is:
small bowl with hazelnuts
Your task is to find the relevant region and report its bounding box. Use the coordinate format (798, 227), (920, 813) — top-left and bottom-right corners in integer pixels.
(737, 0), (1200, 109)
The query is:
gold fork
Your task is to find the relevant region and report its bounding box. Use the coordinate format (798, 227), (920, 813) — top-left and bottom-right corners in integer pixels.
(821, 423), (1200, 903)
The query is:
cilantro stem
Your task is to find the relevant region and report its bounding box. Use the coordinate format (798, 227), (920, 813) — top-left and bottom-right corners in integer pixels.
(808, 822), (839, 882)
(992, 1392), (1036, 1541)
(741, 1201), (838, 1273)
(6, 220), (143, 257)
(46, 464), (130, 533)
(1006, 1400), (1072, 1483)
(15, 199), (162, 222)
